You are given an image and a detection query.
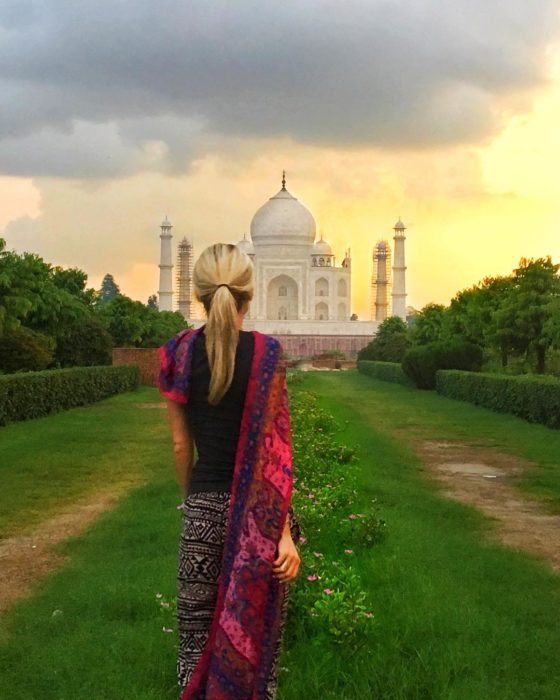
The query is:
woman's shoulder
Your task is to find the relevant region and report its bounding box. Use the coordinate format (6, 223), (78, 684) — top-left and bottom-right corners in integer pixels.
(248, 330), (283, 355)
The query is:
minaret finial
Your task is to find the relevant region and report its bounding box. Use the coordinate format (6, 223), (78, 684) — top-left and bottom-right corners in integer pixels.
(282, 170), (286, 190)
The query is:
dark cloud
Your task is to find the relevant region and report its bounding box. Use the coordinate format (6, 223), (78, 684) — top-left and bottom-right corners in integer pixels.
(0, 0), (558, 176)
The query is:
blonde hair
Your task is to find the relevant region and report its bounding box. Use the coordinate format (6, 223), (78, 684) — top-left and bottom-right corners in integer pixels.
(193, 243), (254, 405)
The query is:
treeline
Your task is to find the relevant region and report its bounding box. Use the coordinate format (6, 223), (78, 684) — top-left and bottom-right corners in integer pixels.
(359, 256), (560, 384)
(0, 238), (188, 373)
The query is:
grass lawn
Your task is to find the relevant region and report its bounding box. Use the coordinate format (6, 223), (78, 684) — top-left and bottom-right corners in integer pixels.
(0, 386), (172, 538)
(331, 369), (560, 511)
(279, 371), (560, 699)
(1, 375), (560, 699)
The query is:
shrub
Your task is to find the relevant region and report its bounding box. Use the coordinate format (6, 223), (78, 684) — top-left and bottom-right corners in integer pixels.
(0, 327), (54, 373)
(357, 360), (414, 386)
(55, 316), (113, 367)
(436, 369), (560, 428)
(402, 339), (483, 389)
(0, 364), (140, 425)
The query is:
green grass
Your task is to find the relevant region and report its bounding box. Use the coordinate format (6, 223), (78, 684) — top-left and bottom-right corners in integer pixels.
(349, 368), (560, 511)
(2, 376), (560, 698)
(279, 371), (560, 699)
(0, 479), (181, 699)
(0, 387), (172, 538)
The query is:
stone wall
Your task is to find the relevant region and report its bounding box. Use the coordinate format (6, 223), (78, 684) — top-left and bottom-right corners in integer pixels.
(112, 348), (160, 386)
(273, 334), (370, 359)
(113, 333), (369, 386)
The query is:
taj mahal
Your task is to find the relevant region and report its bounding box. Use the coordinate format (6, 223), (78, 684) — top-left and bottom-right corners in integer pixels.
(157, 173), (410, 356)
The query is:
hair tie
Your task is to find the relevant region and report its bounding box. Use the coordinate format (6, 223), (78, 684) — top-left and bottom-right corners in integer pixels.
(216, 283), (230, 290)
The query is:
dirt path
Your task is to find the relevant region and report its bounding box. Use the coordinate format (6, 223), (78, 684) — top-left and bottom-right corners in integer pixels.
(0, 481), (142, 615)
(408, 437), (560, 573)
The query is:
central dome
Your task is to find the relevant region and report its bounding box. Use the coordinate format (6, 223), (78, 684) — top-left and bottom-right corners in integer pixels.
(250, 185), (316, 246)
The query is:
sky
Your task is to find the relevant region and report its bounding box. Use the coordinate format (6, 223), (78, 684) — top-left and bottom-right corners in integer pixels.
(1, 0), (560, 319)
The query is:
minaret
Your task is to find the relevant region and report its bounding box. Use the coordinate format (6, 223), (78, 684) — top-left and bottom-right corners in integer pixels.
(391, 218), (407, 320)
(372, 239), (391, 321)
(176, 236), (194, 319)
(158, 216), (174, 311)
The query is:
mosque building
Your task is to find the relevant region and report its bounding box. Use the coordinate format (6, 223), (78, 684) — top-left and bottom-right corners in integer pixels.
(157, 173), (410, 357)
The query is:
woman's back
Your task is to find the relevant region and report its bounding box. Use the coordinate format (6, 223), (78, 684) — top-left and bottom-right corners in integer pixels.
(185, 325), (255, 494)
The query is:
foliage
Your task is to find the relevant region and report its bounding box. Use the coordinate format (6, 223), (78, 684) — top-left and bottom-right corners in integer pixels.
(402, 338), (484, 389)
(314, 350), (346, 359)
(408, 303), (449, 345)
(97, 273), (121, 306)
(491, 257), (560, 374)
(358, 316), (410, 362)
(286, 387), (384, 652)
(54, 315), (113, 367)
(357, 360), (414, 386)
(147, 294), (159, 310)
(97, 295), (188, 347)
(436, 369), (560, 429)
(0, 326), (54, 373)
(0, 365), (140, 425)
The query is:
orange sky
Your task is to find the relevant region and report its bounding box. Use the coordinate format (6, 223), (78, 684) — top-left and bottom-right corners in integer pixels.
(2, 47), (560, 321)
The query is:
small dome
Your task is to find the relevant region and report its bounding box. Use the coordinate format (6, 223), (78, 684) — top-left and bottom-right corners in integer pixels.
(250, 184), (316, 246)
(312, 237), (333, 255)
(236, 234), (255, 255)
(394, 218), (405, 230)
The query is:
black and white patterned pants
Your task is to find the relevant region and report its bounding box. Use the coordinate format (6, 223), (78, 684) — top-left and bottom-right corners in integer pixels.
(177, 490), (301, 698)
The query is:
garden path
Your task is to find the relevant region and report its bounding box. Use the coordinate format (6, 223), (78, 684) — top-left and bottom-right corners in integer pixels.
(0, 480), (142, 614)
(400, 433), (560, 573)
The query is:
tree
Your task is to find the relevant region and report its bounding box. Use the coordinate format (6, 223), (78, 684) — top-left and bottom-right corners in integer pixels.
(408, 303), (450, 345)
(147, 294), (159, 310)
(449, 276), (513, 366)
(98, 274), (121, 306)
(54, 316), (113, 367)
(492, 257), (560, 374)
(358, 316), (410, 362)
(0, 326), (54, 373)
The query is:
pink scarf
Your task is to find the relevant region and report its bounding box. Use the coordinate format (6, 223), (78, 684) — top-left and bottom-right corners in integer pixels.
(158, 326), (293, 699)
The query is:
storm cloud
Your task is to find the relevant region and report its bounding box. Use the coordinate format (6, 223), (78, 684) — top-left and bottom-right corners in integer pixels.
(1, 0), (558, 177)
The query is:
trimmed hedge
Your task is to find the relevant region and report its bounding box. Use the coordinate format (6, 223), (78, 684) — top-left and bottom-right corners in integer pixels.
(357, 360), (415, 387)
(402, 339), (483, 389)
(436, 369), (560, 429)
(0, 364), (140, 426)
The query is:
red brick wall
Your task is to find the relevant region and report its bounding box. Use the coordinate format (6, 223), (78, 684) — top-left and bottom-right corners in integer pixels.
(112, 348), (159, 386)
(273, 334), (370, 359)
(113, 333), (369, 385)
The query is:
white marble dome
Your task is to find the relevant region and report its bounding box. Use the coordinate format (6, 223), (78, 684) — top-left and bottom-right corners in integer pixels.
(250, 186), (316, 246)
(236, 233), (255, 255)
(312, 237), (333, 255)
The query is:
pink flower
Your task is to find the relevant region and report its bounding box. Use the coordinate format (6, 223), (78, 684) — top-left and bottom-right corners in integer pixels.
(308, 493), (315, 499)
(323, 588), (334, 595)
(363, 611), (374, 618)
(299, 535), (307, 544)
(348, 514), (358, 520)
(307, 574), (318, 581)
(344, 549), (354, 555)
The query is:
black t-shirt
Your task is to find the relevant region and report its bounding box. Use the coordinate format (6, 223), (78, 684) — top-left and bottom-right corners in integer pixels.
(185, 325), (255, 495)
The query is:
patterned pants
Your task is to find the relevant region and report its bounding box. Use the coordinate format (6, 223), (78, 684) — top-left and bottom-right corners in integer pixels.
(177, 490), (301, 698)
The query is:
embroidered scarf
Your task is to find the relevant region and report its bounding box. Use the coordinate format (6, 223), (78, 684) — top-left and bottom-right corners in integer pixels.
(158, 326), (293, 699)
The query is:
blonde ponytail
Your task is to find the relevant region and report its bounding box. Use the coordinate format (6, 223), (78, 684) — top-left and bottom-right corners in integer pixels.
(193, 243), (254, 405)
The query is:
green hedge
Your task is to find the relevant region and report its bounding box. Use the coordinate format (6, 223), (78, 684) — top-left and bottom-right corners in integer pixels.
(436, 369), (560, 429)
(357, 360), (415, 387)
(0, 365), (140, 426)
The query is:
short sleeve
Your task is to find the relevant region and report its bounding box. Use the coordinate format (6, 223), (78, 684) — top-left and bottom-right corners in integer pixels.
(157, 328), (196, 404)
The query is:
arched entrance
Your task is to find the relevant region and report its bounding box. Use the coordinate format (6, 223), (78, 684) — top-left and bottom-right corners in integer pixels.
(315, 301), (329, 320)
(267, 274), (298, 319)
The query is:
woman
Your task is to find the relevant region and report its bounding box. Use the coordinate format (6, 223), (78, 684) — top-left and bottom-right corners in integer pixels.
(158, 242), (302, 699)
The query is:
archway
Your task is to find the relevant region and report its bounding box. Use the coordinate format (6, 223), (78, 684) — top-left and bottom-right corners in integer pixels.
(315, 277), (329, 297)
(337, 278), (347, 296)
(315, 301), (329, 320)
(267, 274), (298, 319)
